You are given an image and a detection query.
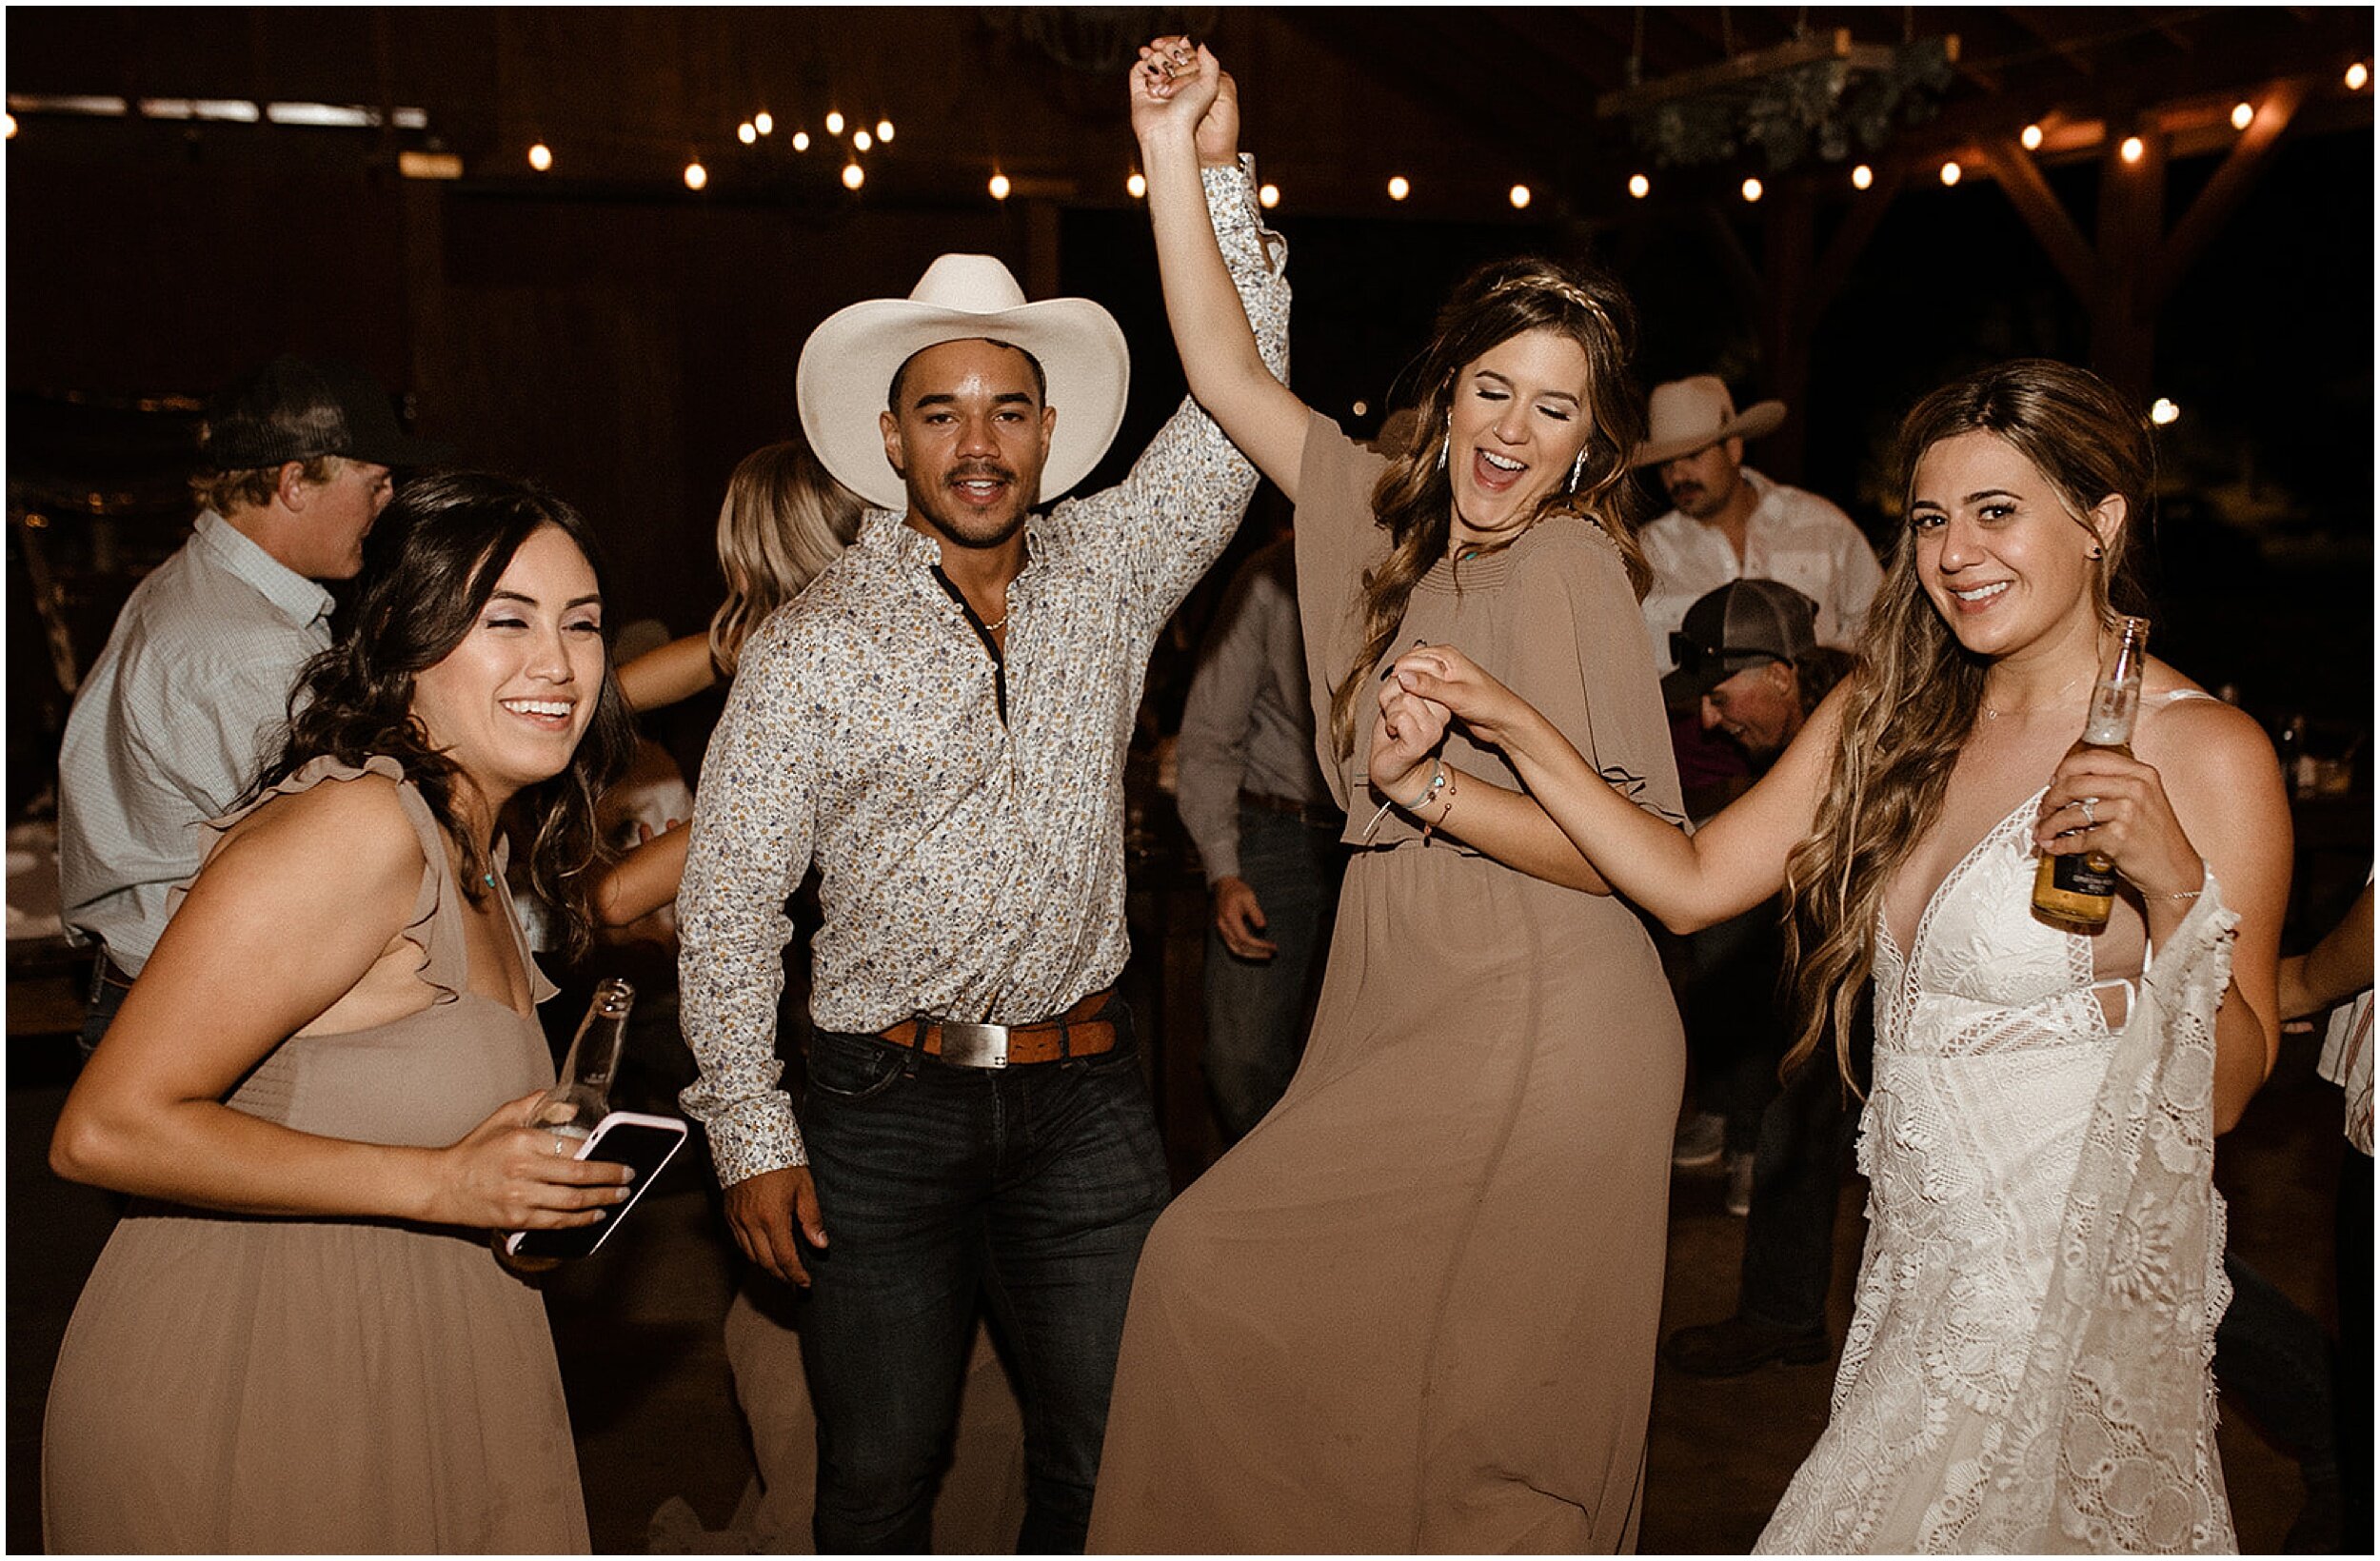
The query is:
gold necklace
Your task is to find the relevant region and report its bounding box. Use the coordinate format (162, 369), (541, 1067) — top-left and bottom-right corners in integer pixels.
(1980, 670), (2085, 721)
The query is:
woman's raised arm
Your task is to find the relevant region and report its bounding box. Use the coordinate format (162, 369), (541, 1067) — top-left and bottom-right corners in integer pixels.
(1131, 40), (1309, 498)
(1390, 644), (1835, 931)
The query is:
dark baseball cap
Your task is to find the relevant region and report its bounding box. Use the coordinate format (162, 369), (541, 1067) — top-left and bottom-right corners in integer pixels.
(1662, 578), (1820, 704)
(200, 354), (453, 471)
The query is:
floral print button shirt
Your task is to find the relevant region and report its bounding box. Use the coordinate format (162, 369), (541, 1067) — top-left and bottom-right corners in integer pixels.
(679, 162), (1291, 1184)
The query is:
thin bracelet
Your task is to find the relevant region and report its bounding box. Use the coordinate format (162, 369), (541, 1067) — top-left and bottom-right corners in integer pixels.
(2144, 887), (2202, 901)
(1396, 760), (1448, 812)
(1422, 769), (1458, 843)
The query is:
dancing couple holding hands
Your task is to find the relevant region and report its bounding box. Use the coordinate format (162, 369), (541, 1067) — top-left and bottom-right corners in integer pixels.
(1102, 35), (2286, 1556)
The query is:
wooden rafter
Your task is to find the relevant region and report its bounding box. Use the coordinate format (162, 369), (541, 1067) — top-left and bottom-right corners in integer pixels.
(1975, 135), (2104, 299)
(2151, 76), (2309, 306)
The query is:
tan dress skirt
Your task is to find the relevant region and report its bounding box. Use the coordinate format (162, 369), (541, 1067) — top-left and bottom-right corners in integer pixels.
(1090, 417), (1686, 1551)
(42, 756), (590, 1553)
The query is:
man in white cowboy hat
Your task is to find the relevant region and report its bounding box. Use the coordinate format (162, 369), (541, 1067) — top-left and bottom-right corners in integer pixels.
(1632, 373), (1881, 678)
(673, 52), (1287, 1553)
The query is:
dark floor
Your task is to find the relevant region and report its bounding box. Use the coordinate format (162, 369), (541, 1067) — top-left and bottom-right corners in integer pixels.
(5, 961), (2355, 1554)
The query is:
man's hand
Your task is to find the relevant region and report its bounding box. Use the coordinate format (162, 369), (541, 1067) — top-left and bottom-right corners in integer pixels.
(724, 1164), (827, 1288)
(1211, 876), (1278, 960)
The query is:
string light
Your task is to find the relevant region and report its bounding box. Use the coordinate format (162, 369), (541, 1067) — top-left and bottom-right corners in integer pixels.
(2119, 135), (2145, 164)
(2349, 62), (2370, 91)
(1508, 184), (1531, 209)
(792, 130), (810, 152)
(2231, 102), (2254, 130)
(2020, 123), (2044, 150)
(684, 160), (707, 190)
(527, 141), (552, 171)
(6, 112), (18, 140)
(989, 172), (1011, 200)
(738, 122), (756, 146)
(876, 119), (895, 143)
(1127, 171), (1146, 198)
(1628, 173), (1650, 198)
(1259, 183), (1280, 208)
(1939, 160), (1962, 186)
(824, 110), (845, 135)
(2150, 398), (2180, 425)
(1352, 401), (1369, 418)
(853, 129), (873, 151)
(1852, 164), (1874, 190)
(1740, 177), (1763, 203)
(754, 111), (773, 136)
(1388, 175), (1410, 201)
(842, 162), (864, 190)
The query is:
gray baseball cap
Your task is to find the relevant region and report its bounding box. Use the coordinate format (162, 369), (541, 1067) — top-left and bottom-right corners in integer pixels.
(1662, 578), (1820, 703)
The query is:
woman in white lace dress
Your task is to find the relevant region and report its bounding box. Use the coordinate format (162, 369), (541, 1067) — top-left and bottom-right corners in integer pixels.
(1381, 360), (2290, 1551)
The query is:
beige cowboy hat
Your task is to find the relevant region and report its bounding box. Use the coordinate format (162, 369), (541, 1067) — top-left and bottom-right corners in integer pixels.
(1629, 375), (1788, 468)
(796, 254), (1130, 513)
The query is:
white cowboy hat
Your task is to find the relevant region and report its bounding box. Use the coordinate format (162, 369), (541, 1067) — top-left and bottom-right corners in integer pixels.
(795, 254), (1130, 513)
(1629, 375), (1788, 468)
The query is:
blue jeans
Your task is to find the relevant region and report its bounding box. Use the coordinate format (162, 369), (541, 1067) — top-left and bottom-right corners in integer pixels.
(795, 1013), (1171, 1553)
(79, 955), (132, 1057)
(1200, 806), (1343, 1143)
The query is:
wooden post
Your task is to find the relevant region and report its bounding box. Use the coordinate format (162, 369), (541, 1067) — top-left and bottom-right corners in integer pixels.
(2091, 111), (2165, 402)
(1760, 183), (1815, 484)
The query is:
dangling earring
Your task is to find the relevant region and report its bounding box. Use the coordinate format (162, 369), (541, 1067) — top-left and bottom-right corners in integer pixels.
(1568, 448), (1589, 493)
(1435, 422), (1451, 474)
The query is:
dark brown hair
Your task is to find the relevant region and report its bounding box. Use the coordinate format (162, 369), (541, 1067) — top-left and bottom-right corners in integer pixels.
(263, 472), (637, 961)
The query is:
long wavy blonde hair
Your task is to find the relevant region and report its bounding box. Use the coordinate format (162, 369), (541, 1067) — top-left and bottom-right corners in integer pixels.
(1328, 257), (1651, 759)
(706, 436), (865, 673)
(1780, 359), (2153, 1086)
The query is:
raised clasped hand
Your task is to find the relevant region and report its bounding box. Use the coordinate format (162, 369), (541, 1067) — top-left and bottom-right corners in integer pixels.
(1130, 37), (1234, 163)
(2033, 745), (2204, 901)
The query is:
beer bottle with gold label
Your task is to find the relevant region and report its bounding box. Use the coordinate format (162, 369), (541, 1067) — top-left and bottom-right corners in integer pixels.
(2032, 616), (2151, 930)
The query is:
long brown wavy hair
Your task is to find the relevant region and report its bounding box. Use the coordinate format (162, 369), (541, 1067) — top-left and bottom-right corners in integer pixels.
(1328, 256), (1651, 759)
(1780, 359), (2153, 1085)
(706, 435), (864, 675)
(261, 473), (638, 962)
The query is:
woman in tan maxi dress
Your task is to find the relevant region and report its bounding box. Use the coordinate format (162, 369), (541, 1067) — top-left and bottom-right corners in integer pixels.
(44, 476), (639, 1551)
(1089, 43), (1684, 1551)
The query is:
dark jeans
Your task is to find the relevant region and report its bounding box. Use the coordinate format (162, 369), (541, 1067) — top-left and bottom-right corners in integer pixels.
(79, 956), (132, 1057)
(795, 1014), (1172, 1553)
(1200, 806), (1342, 1144)
(2340, 1149), (2372, 1551)
(2212, 1254), (2336, 1485)
(1738, 1047), (1862, 1332)
(1678, 895), (1788, 1154)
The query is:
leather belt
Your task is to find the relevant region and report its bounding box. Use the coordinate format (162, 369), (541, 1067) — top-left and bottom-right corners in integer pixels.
(1240, 789), (1344, 830)
(878, 986), (1118, 1069)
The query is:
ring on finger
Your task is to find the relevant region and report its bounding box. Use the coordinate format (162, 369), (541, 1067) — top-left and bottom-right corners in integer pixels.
(2078, 797), (2097, 827)
(549, 1135), (568, 1158)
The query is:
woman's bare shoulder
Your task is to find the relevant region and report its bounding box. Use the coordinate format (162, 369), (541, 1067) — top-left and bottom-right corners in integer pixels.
(208, 770), (426, 901)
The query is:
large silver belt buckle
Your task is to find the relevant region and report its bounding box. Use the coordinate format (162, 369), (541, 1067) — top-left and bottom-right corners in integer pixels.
(938, 1021), (1010, 1069)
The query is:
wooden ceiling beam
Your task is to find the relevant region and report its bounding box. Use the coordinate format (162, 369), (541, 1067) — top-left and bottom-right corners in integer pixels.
(2151, 76), (2310, 306)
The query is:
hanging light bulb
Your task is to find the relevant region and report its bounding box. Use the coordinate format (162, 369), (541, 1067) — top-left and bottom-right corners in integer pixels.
(842, 162), (864, 190)
(1259, 183), (1280, 209)
(1740, 177), (1763, 203)
(1627, 173), (1650, 198)
(1508, 183), (1531, 209)
(792, 130), (810, 152)
(876, 119), (895, 142)
(2119, 136), (2145, 164)
(853, 129), (873, 151)
(4, 112), (16, 140)
(527, 141), (553, 171)
(739, 122), (757, 146)
(2349, 62), (2370, 91)
(989, 172), (1011, 200)
(1852, 164), (1874, 190)
(2020, 123), (2044, 150)
(824, 110), (845, 135)
(2150, 398), (2180, 425)
(755, 111), (773, 136)
(684, 160), (707, 190)
(2231, 102), (2254, 131)
(1127, 170), (1147, 198)
(1388, 175), (1410, 201)
(1939, 160), (1962, 186)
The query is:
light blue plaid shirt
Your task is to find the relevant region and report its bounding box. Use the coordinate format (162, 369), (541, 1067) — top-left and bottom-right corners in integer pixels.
(57, 509), (333, 973)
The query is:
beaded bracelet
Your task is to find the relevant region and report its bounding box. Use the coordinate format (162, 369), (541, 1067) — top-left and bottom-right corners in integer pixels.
(1396, 760), (1449, 812)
